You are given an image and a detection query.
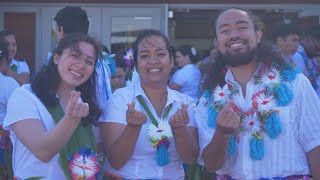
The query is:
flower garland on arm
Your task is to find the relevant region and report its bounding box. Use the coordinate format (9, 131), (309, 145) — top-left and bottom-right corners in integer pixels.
(137, 95), (173, 167)
(204, 61), (299, 160)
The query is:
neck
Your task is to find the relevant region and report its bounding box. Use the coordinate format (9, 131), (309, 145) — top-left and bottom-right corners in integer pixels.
(229, 58), (259, 88)
(57, 83), (76, 107)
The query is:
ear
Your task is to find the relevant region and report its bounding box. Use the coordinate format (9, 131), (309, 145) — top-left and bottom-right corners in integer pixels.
(53, 54), (60, 65)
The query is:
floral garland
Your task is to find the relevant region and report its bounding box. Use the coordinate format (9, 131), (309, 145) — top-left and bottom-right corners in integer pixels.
(205, 63), (298, 160)
(137, 95), (173, 167)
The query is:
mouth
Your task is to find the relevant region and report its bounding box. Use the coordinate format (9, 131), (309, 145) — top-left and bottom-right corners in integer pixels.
(148, 68), (160, 72)
(69, 70), (83, 78)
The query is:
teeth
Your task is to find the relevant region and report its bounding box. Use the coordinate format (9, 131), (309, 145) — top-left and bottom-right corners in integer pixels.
(70, 70), (82, 77)
(230, 43), (242, 48)
(149, 69), (160, 72)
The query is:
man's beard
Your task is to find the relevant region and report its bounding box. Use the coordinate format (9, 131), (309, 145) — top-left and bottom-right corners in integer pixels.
(218, 47), (257, 67)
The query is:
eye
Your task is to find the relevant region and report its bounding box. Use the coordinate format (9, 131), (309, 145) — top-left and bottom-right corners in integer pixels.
(85, 59), (94, 65)
(220, 29), (230, 34)
(140, 54), (150, 59)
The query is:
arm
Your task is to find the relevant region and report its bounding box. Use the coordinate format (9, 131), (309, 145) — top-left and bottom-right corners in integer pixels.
(307, 146), (320, 179)
(202, 100), (240, 172)
(10, 91), (88, 162)
(101, 102), (147, 169)
(6, 70), (30, 85)
(170, 104), (198, 164)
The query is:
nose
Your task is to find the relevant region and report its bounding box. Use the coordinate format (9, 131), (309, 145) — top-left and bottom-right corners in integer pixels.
(229, 29), (241, 41)
(148, 54), (160, 64)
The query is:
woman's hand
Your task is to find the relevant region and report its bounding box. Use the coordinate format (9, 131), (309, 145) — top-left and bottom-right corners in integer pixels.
(65, 91), (89, 120)
(169, 104), (190, 130)
(126, 102), (147, 126)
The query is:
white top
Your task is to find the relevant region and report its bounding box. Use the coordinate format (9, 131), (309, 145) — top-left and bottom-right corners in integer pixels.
(99, 82), (197, 180)
(170, 64), (201, 101)
(10, 58), (30, 74)
(3, 84), (66, 180)
(196, 67), (320, 179)
(0, 73), (19, 124)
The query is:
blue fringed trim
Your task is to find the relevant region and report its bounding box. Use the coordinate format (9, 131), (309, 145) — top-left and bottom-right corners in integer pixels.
(156, 144), (170, 167)
(265, 111), (282, 139)
(203, 89), (211, 99)
(108, 57), (117, 76)
(281, 67), (299, 82)
(250, 136), (264, 160)
(207, 107), (218, 128)
(272, 83), (293, 106)
(227, 136), (236, 156)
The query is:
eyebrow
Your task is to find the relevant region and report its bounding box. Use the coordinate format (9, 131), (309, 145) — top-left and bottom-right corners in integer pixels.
(139, 48), (167, 53)
(218, 20), (249, 30)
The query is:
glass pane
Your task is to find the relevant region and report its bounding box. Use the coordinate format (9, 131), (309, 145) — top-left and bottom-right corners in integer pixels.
(111, 16), (152, 54)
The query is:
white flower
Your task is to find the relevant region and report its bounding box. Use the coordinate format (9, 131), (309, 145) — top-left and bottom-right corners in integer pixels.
(191, 47), (197, 55)
(242, 113), (262, 134)
(213, 84), (230, 103)
(255, 93), (276, 113)
(146, 119), (173, 141)
(261, 67), (281, 85)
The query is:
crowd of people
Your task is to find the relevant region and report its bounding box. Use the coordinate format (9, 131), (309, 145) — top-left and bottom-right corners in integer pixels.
(0, 5), (319, 180)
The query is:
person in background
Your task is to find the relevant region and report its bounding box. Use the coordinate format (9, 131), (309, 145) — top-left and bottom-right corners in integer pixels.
(0, 30), (30, 85)
(0, 37), (19, 180)
(3, 33), (103, 179)
(272, 23), (305, 71)
(196, 7), (320, 179)
(169, 44), (201, 101)
(100, 29), (198, 179)
(296, 25), (320, 97)
(111, 54), (127, 92)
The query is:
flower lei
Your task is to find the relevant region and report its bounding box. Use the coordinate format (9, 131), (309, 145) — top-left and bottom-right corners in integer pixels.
(102, 51), (116, 76)
(137, 95), (173, 167)
(205, 62), (299, 160)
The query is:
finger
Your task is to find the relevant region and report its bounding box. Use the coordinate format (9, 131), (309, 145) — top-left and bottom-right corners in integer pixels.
(181, 107), (190, 124)
(83, 103), (89, 117)
(72, 97), (82, 117)
(67, 91), (80, 111)
(141, 113), (147, 124)
(78, 103), (86, 117)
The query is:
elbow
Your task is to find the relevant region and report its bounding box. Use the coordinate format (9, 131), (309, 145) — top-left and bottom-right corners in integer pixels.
(108, 159), (125, 170)
(203, 159), (223, 172)
(182, 149), (199, 165)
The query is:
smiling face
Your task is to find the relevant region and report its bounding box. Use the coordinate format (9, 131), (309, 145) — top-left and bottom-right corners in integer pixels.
(216, 9), (262, 67)
(136, 35), (173, 87)
(54, 41), (96, 89)
(4, 34), (17, 61)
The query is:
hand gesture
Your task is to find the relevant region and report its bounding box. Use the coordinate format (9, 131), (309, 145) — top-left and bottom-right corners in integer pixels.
(169, 104), (190, 129)
(126, 102), (147, 126)
(216, 100), (240, 135)
(65, 91), (89, 120)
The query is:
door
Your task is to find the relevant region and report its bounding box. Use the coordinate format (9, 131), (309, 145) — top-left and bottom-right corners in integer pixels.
(102, 6), (164, 54)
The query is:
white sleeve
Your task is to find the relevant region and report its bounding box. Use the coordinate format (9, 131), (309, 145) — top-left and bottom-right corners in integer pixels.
(171, 69), (187, 86)
(3, 88), (40, 130)
(295, 75), (320, 152)
(195, 96), (215, 165)
(99, 89), (129, 125)
(17, 61), (30, 74)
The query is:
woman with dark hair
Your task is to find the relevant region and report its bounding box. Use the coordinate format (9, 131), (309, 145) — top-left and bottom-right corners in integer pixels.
(169, 44), (201, 101)
(100, 29), (198, 179)
(0, 37), (19, 180)
(3, 33), (103, 179)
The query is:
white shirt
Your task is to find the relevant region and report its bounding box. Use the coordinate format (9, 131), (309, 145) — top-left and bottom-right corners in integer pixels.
(0, 73), (19, 124)
(3, 85), (66, 180)
(10, 58), (30, 74)
(170, 64), (201, 101)
(99, 82), (197, 179)
(196, 67), (320, 179)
